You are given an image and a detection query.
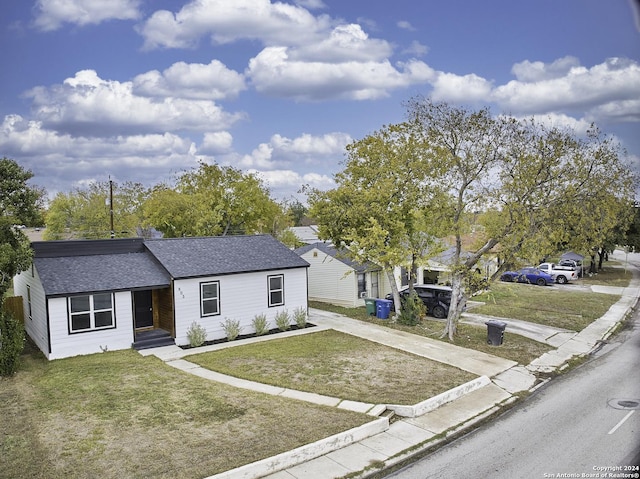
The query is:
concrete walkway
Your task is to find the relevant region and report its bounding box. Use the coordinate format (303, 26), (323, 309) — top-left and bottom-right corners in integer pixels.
(141, 249), (640, 479)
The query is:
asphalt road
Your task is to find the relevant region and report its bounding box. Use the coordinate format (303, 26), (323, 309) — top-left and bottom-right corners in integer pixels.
(385, 310), (640, 478)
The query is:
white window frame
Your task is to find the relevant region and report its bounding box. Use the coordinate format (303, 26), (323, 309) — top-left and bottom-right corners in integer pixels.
(268, 274), (284, 307)
(200, 281), (220, 317)
(68, 293), (115, 333)
(27, 285), (32, 320)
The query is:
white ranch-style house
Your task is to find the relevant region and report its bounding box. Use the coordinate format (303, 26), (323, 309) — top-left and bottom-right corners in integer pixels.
(13, 235), (309, 360)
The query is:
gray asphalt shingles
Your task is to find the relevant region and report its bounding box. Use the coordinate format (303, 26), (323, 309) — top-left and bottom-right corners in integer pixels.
(35, 252), (171, 296)
(144, 234), (309, 279)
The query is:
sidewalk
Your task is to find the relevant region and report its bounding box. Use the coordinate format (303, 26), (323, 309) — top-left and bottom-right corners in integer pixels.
(143, 249), (640, 479)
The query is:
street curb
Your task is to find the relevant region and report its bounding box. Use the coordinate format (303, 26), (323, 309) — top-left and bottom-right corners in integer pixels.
(386, 375), (491, 417)
(205, 417), (389, 479)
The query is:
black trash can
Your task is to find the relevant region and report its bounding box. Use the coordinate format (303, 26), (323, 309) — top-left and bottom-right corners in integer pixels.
(485, 320), (507, 346)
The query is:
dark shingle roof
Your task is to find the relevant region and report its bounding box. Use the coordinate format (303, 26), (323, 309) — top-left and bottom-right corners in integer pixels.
(295, 242), (379, 273)
(34, 252), (171, 297)
(31, 235), (308, 296)
(144, 234), (309, 279)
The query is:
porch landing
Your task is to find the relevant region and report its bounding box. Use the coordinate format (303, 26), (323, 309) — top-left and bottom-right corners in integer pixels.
(133, 329), (175, 350)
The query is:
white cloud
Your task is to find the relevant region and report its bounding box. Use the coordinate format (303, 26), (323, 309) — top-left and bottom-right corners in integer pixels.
(25, 70), (244, 136)
(402, 40), (429, 57)
(493, 57), (640, 116)
(509, 113), (593, 136)
(34, 0), (141, 31)
(132, 60), (246, 100)
(431, 72), (494, 103)
(237, 132), (350, 169)
(252, 169), (335, 199)
(0, 114), (198, 193)
(291, 24), (393, 62)
(137, 0), (334, 50)
(199, 131), (234, 155)
(294, 0), (326, 9)
(511, 56), (580, 82)
(247, 47), (434, 101)
(397, 20), (416, 31)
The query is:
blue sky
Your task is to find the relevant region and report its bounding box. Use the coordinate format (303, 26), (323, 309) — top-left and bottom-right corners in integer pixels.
(1, 0), (639, 202)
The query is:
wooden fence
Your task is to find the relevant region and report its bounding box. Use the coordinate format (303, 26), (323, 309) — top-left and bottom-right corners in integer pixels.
(2, 296), (24, 323)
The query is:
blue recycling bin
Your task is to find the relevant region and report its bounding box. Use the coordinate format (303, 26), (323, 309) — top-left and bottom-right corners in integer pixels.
(375, 299), (392, 319)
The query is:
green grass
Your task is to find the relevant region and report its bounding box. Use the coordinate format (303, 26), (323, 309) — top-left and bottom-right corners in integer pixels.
(472, 282), (617, 331)
(1, 340), (371, 479)
(578, 262), (632, 287)
(188, 329), (477, 405)
(308, 302), (552, 365)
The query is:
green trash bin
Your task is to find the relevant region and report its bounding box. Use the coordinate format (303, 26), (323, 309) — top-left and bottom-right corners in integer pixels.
(364, 298), (377, 316)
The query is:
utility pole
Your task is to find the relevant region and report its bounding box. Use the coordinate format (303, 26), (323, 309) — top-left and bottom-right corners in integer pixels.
(109, 177), (115, 239)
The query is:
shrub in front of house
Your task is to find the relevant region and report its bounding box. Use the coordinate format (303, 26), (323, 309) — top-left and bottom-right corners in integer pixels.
(0, 309), (25, 376)
(186, 321), (207, 348)
(275, 310), (291, 331)
(293, 307), (307, 329)
(222, 318), (242, 341)
(252, 313), (269, 336)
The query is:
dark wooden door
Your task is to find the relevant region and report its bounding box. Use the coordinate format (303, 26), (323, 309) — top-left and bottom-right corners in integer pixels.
(133, 290), (153, 329)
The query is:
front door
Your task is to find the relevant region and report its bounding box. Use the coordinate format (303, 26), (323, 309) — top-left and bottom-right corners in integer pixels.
(133, 290), (154, 329)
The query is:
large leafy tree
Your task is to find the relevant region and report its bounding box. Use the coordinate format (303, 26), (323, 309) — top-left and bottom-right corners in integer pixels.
(144, 162), (283, 237)
(308, 122), (451, 316)
(45, 181), (151, 240)
(0, 158), (45, 297)
(311, 99), (636, 340)
(406, 99), (636, 339)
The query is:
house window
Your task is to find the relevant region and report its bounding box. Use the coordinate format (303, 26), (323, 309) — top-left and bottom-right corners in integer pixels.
(27, 285), (32, 320)
(68, 293), (114, 333)
(357, 273), (366, 297)
(268, 275), (284, 307)
(200, 281), (220, 317)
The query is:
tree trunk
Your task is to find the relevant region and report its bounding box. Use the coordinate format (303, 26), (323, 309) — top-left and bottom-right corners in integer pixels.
(384, 268), (402, 318)
(442, 271), (466, 341)
(598, 247), (606, 270)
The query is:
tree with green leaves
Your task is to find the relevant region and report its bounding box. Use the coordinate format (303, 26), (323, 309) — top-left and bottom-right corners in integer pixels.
(0, 158), (44, 375)
(144, 162), (283, 237)
(406, 99), (636, 339)
(308, 122), (450, 319)
(310, 99), (636, 340)
(0, 158), (44, 296)
(45, 181), (151, 240)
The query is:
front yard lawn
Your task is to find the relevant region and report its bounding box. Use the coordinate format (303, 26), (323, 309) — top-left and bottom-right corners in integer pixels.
(309, 302), (552, 365)
(188, 329), (477, 405)
(1, 341), (371, 479)
(472, 282), (617, 330)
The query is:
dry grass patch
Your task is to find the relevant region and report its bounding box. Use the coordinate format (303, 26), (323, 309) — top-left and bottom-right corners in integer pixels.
(472, 282), (617, 330)
(188, 330), (477, 405)
(1, 341), (371, 479)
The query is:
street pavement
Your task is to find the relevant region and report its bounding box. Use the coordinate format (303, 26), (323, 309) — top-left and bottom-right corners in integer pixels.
(141, 249), (640, 479)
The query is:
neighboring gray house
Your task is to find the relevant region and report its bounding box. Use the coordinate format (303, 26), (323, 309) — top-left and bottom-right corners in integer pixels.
(13, 235), (309, 360)
(295, 242), (392, 308)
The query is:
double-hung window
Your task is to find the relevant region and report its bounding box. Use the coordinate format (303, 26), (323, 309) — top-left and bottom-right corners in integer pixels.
(268, 275), (284, 307)
(200, 281), (220, 317)
(68, 293), (114, 333)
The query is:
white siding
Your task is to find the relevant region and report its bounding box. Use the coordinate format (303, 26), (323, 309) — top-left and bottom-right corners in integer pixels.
(299, 248), (359, 307)
(173, 268), (308, 346)
(47, 291), (134, 360)
(13, 267), (49, 358)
